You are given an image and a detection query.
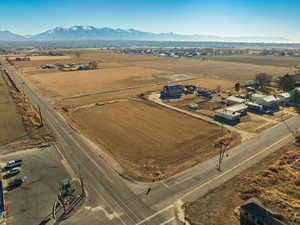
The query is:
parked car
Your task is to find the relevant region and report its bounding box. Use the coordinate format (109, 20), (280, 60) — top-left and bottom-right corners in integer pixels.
(8, 176), (27, 187)
(2, 159), (22, 171)
(3, 167), (21, 179)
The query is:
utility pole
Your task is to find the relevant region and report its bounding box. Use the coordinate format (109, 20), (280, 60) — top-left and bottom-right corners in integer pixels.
(218, 141), (228, 171)
(78, 164), (85, 196)
(217, 121), (229, 171)
(38, 105), (44, 127)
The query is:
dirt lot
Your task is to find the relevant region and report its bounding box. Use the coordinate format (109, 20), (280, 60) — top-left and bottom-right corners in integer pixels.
(22, 66), (171, 97)
(237, 114), (273, 133)
(67, 99), (239, 180)
(3, 147), (71, 225)
(126, 58), (294, 81)
(0, 71), (25, 145)
(262, 110), (295, 122)
(184, 143), (300, 225)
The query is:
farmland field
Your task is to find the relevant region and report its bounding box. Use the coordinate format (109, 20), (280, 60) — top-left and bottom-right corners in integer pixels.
(59, 77), (234, 108)
(22, 66), (171, 97)
(206, 55), (300, 68)
(14, 52), (162, 68)
(125, 58), (295, 81)
(67, 100), (239, 180)
(0, 71), (25, 145)
(17, 53), (295, 100)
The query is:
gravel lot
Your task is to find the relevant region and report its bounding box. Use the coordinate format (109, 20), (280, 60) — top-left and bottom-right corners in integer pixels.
(1, 146), (71, 225)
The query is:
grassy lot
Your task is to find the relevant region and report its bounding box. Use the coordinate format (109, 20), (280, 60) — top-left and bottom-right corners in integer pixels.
(184, 143), (300, 225)
(206, 55), (300, 68)
(3, 147), (70, 225)
(0, 72), (25, 145)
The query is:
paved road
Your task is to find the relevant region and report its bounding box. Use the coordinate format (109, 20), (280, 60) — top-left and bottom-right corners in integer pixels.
(1, 57), (300, 225)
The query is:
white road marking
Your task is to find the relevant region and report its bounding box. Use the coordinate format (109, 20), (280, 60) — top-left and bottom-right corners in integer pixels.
(161, 182), (171, 189)
(85, 205), (122, 220)
(135, 205), (174, 225)
(160, 217), (175, 225)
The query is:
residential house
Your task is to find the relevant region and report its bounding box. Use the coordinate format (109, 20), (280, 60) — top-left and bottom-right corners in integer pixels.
(240, 197), (285, 225)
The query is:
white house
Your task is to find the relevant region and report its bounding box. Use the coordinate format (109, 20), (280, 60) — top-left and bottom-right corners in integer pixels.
(277, 92), (292, 103)
(225, 104), (248, 116)
(215, 109), (241, 121)
(251, 94), (277, 107)
(226, 96), (246, 105)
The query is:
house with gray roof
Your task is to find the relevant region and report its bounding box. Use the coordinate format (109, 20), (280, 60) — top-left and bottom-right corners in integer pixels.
(240, 197), (285, 225)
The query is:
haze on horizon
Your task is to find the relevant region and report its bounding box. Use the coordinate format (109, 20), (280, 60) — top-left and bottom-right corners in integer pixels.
(1, 0), (300, 42)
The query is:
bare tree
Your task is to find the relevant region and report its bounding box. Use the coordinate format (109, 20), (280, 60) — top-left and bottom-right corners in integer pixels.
(88, 61), (98, 70)
(255, 73), (273, 87)
(235, 82), (241, 92)
(216, 85), (222, 95)
(279, 74), (295, 91)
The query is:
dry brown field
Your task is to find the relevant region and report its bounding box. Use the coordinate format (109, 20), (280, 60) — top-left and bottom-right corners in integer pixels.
(17, 52), (292, 101)
(23, 66), (171, 97)
(59, 77), (234, 108)
(67, 100), (238, 180)
(0, 71), (25, 145)
(207, 55), (300, 67)
(126, 58), (295, 81)
(29, 55), (73, 61)
(14, 52), (162, 68)
(79, 52), (162, 62)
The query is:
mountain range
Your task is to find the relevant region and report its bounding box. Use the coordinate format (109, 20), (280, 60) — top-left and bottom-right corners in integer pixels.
(0, 26), (290, 42)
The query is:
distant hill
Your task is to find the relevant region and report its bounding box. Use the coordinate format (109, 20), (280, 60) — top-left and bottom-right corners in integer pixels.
(0, 31), (26, 41)
(0, 26), (291, 42)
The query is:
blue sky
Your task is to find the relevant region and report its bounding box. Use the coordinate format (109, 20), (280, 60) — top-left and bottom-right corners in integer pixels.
(1, 0), (300, 40)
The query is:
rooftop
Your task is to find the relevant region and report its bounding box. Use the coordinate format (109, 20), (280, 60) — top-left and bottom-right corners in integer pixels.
(227, 96), (246, 103)
(241, 197), (285, 225)
(226, 104), (248, 112)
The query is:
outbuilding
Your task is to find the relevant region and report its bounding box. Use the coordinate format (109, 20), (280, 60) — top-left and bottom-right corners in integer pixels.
(277, 92), (292, 103)
(225, 104), (248, 116)
(251, 94), (278, 108)
(215, 108), (241, 121)
(240, 197), (285, 225)
(246, 102), (263, 113)
(226, 96), (246, 105)
(160, 85), (184, 99)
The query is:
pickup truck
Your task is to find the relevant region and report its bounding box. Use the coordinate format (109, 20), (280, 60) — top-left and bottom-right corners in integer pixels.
(3, 167), (21, 179)
(3, 160), (23, 171)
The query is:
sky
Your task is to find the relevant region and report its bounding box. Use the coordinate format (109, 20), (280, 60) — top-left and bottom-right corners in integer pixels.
(1, 0), (300, 41)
